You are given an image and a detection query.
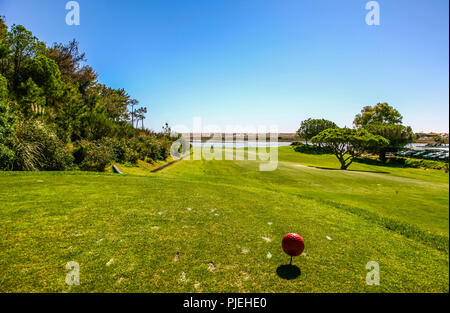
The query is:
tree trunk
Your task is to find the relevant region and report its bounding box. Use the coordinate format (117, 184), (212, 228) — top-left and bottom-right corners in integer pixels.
(337, 155), (348, 170)
(338, 154), (353, 170)
(379, 151), (387, 163)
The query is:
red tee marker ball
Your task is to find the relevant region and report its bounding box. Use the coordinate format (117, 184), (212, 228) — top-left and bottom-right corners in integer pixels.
(282, 233), (305, 257)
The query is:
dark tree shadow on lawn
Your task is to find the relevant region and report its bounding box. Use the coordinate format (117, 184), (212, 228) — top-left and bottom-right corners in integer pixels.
(311, 166), (390, 174)
(276, 264), (301, 280)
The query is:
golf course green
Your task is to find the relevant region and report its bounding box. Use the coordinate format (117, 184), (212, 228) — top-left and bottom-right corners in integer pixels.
(0, 146), (448, 292)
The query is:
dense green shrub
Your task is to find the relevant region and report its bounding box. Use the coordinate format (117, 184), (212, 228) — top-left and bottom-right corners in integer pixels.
(291, 142), (333, 155)
(73, 140), (114, 172)
(355, 156), (448, 170)
(129, 135), (171, 162)
(12, 120), (74, 171)
(73, 135), (171, 171)
(397, 157), (448, 169)
(98, 137), (127, 162)
(152, 136), (171, 161)
(0, 143), (15, 171)
(0, 75), (16, 170)
(125, 147), (139, 164)
(96, 137), (140, 164)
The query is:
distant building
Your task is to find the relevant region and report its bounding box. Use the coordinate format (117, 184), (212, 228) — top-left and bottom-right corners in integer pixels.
(418, 132), (445, 138)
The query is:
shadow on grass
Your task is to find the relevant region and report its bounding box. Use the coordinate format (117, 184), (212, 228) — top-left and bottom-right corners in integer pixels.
(276, 264), (301, 280)
(311, 166), (390, 174)
(354, 157), (410, 168)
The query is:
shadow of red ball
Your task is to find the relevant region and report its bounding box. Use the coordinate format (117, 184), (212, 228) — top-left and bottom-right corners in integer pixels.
(282, 233), (305, 257)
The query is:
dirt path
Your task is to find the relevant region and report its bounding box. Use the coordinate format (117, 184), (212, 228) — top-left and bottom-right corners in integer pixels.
(151, 153), (192, 173)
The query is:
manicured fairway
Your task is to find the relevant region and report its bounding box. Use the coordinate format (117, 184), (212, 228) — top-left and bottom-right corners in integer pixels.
(0, 147), (448, 292)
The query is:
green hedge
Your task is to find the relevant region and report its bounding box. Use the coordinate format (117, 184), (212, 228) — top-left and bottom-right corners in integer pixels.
(355, 156), (448, 170)
(291, 142), (333, 155)
(396, 157), (448, 170)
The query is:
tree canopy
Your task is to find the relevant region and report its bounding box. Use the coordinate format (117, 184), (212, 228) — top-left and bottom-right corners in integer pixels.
(353, 103), (403, 128)
(311, 128), (389, 170)
(354, 103), (413, 161)
(297, 118), (338, 144)
(364, 124), (414, 161)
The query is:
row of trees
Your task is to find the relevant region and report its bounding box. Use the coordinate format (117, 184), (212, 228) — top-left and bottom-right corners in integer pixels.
(0, 17), (173, 172)
(297, 103), (414, 169)
(129, 99), (147, 129)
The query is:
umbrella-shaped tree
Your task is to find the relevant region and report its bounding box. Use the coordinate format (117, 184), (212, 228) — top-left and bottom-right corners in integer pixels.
(311, 128), (389, 170)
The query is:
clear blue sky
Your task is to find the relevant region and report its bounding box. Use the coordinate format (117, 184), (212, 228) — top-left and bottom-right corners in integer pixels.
(1, 0), (448, 133)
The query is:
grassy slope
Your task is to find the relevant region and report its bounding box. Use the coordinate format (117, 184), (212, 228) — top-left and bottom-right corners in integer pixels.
(0, 146), (448, 292)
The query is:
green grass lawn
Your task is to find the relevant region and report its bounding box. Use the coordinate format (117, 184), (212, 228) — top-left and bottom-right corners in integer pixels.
(0, 146), (448, 292)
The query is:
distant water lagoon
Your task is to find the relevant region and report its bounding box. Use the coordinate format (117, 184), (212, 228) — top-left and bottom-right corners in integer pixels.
(190, 141), (293, 148)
